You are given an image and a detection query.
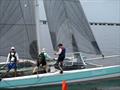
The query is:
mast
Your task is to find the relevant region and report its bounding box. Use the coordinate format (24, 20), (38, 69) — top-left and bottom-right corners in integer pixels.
(35, 0), (41, 54)
(35, 0), (54, 55)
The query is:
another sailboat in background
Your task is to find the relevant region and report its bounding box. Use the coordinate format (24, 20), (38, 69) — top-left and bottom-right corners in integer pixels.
(0, 0), (120, 89)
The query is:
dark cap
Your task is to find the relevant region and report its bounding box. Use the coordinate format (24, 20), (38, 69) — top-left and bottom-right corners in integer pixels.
(58, 43), (63, 47)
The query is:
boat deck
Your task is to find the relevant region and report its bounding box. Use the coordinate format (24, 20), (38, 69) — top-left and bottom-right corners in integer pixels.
(0, 55), (120, 78)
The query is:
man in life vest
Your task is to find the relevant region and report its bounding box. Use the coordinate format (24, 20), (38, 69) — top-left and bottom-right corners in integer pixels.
(55, 43), (66, 74)
(33, 48), (51, 74)
(5, 47), (19, 77)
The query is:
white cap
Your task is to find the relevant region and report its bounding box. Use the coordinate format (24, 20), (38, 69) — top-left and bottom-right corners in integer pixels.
(41, 48), (46, 52)
(11, 46), (15, 50)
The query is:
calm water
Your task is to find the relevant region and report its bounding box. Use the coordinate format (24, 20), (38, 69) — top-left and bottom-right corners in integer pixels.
(3, 77), (120, 90)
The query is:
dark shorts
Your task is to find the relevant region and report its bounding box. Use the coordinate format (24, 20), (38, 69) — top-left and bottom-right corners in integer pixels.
(37, 60), (47, 67)
(7, 62), (17, 70)
(58, 56), (65, 62)
(41, 61), (47, 66)
(54, 56), (65, 69)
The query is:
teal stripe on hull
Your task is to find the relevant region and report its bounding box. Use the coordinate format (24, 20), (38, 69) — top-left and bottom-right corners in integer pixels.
(0, 66), (120, 89)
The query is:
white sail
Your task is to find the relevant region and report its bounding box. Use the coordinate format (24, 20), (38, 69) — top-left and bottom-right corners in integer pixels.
(35, 0), (54, 55)
(43, 0), (102, 55)
(0, 0), (38, 59)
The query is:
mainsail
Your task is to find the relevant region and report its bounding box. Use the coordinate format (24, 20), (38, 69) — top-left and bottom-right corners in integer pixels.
(43, 0), (102, 55)
(0, 0), (38, 59)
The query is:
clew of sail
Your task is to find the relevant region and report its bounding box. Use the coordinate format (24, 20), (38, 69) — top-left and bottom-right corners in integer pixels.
(43, 0), (102, 55)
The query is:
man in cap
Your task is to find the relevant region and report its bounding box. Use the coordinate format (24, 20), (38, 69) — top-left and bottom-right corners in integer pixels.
(5, 46), (19, 77)
(33, 48), (51, 74)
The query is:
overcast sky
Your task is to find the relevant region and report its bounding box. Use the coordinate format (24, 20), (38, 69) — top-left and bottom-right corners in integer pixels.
(80, 0), (120, 23)
(38, 0), (120, 23)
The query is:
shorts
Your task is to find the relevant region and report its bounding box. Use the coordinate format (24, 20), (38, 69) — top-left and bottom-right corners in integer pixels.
(7, 62), (17, 70)
(37, 60), (47, 67)
(58, 56), (65, 62)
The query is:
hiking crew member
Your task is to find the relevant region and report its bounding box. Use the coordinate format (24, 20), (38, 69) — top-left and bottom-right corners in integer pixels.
(5, 47), (19, 77)
(55, 43), (66, 74)
(33, 48), (51, 74)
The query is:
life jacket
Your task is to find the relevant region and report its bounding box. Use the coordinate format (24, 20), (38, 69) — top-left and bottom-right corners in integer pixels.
(59, 47), (66, 58)
(38, 52), (45, 61)
(37, 52), (46, 67)
(9, 51), (17, 62)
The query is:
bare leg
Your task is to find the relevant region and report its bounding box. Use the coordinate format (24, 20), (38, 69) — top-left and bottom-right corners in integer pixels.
(32, 66), (38, 74)
(3, 69), (10, 78)
(42, 65), (47, 73)
(58, 62), (63, 74)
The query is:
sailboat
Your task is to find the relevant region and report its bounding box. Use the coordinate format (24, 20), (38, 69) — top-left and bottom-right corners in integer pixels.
(0, 0), (120, 89)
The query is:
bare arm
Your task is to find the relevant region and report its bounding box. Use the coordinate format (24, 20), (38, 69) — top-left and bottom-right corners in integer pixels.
(44, 53), (51, 59)
(56, 48), (62, 55)
(6, 53), (10, 64)
(15, 53), (19, 63)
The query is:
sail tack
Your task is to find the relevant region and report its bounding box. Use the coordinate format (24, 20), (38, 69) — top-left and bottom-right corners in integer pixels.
(43, 0), (102, 55)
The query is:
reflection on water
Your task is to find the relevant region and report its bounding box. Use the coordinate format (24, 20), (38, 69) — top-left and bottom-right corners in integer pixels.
(3, 77), (120, 90)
